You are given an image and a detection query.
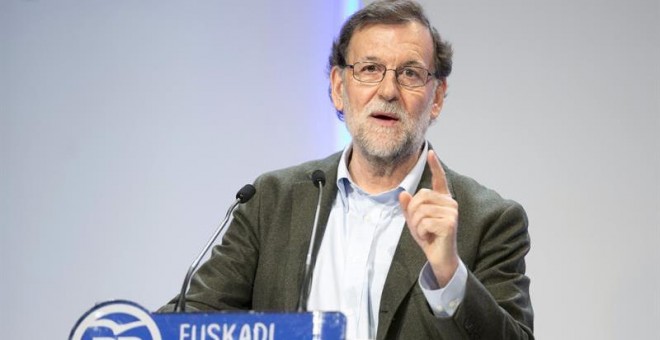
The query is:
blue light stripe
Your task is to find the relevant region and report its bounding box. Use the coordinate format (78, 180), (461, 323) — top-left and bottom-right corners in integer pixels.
(343, 0), (361, 18)
(335, 0), (361, 150)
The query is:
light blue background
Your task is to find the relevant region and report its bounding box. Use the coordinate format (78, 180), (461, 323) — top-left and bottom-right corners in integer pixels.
(1, 0), (658, 339)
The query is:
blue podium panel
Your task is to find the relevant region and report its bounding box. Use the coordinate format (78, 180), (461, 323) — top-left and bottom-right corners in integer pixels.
(70, 300), (346, 340)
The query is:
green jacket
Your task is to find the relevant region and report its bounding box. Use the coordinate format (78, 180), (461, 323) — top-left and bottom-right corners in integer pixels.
(163, 151), (534, 339)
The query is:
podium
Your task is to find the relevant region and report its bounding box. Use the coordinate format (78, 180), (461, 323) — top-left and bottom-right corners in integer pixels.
(70, 300), (346, 340)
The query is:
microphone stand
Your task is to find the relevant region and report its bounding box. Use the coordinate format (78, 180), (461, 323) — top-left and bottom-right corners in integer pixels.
(297, 170), (326, 312)
(174, 184), (255, 312)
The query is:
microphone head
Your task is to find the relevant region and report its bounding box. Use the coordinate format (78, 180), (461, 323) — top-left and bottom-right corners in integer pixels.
(236, 184), (256, 203)
(311, 170), (326, 188)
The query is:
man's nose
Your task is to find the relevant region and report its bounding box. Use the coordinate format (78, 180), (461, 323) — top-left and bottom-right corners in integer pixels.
(377, 69), (401, 102)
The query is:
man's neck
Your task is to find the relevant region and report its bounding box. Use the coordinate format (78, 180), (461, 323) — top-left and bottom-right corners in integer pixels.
(347, 145), (422, 195)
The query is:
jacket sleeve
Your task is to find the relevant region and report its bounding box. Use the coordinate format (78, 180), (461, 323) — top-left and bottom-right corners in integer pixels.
(435, 200), (534, 339)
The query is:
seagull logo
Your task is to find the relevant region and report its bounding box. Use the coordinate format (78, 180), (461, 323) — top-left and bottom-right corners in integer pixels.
(70, 300), (162, 340)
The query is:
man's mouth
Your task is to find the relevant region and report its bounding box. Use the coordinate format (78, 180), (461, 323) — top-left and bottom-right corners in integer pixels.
(370, 112), (400, 121)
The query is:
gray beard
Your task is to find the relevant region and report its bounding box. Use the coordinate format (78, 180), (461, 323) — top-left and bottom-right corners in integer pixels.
(351, 124), (422, 172)
(343, 91), (434, 173)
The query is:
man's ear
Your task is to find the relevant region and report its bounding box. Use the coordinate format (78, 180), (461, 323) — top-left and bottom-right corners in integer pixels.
(430, 80), (447, 119)
(330, 66), (345, 112)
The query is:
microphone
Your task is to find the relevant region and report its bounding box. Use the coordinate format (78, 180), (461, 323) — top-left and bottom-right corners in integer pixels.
(174, 184), (257, 312)
(297, 170), (326, 312)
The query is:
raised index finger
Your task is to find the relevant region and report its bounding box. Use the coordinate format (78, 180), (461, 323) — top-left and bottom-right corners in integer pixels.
(428, 150), (450, 195)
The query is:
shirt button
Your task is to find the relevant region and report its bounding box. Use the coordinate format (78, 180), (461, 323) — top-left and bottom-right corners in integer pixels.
(449, 300), (459, 310)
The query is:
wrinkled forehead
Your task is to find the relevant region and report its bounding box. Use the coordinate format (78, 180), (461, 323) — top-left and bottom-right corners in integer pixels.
(346, 22), (435, 68)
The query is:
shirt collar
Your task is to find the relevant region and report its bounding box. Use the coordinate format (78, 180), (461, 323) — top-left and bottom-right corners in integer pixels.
(336, 141), (429, 206)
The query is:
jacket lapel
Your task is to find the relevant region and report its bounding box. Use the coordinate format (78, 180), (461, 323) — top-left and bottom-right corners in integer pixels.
(377, 156), (456, 338)
(282, 155), (340, 310)
(377, 223), (428, 337)
(376, 163), (431, 337)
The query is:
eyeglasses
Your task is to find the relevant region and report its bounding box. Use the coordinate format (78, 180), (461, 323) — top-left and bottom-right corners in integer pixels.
(346, 61), (437, 88)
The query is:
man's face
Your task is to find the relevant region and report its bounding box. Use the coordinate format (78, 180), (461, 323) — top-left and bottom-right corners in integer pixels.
(331, 21), (446, 163)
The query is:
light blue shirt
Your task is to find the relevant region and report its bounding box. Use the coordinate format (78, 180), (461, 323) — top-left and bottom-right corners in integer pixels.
(307, 142), (467, 339)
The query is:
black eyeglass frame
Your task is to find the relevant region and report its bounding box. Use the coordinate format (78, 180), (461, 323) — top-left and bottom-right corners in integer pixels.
(345, 61), (439, 88)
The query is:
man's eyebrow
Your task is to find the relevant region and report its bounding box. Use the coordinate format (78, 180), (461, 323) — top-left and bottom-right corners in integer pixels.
(353, 56), (430, 68)
(399, 60), (428, 68)
(359, 56), (382, 63)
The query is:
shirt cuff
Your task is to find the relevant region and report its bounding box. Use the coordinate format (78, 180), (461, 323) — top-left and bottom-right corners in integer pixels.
(418, 260), (468, 318)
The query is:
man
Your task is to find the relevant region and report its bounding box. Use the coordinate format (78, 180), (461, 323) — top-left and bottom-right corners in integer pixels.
(162, 1), (533, 339)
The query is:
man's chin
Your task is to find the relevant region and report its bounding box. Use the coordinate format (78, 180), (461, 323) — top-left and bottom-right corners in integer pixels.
(361, 142), (414, 163)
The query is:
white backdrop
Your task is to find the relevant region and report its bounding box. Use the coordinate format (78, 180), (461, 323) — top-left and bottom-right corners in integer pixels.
(1, 0), (658, 339)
